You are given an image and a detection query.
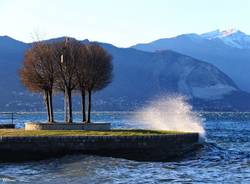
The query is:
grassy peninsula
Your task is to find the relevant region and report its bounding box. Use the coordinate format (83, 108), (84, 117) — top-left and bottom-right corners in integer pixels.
(0, 129), (183, 137)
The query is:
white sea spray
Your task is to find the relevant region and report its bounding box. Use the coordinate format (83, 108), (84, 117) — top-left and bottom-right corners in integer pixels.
(134, 95), (205, 139)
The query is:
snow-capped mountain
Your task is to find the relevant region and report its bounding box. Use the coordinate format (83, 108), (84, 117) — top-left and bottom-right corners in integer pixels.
(132, 29), (250, 93)
(201, 29), (250, 49)
(201, 28), (239, 39)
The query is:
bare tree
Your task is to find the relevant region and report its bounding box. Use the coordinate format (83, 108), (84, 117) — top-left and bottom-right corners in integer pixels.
(20, 40), (112, 124)
(82, 44), (113, 123)
(20, 42), (56, 123)
(53, 38), (80, 123)
(75, 45), (88, 122)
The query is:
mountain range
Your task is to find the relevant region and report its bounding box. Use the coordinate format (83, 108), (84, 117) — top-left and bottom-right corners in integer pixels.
(1, 29), (250, 111)
(133, 29), (250, 93)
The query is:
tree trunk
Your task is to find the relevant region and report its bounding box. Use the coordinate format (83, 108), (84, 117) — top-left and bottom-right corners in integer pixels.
(44, 90), (50, 123)
(81, 89), (86, 123)
(64, 87), (69, 123)
(48, 90), (54, 123)
(68, 89), (73, 123)
(87, 90), (92, 124)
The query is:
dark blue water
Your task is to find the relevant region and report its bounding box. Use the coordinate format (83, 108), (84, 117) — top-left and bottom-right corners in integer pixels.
(1, 112), (250, 183)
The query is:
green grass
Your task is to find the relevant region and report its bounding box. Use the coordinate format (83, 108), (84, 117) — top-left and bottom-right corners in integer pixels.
(0, 129), (184, 137)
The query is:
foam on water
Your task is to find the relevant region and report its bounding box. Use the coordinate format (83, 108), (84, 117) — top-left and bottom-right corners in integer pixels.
(134, 95), (205, 137)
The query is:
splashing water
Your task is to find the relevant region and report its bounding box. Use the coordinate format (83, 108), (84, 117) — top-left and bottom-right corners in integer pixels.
(135, 95), (205, 136)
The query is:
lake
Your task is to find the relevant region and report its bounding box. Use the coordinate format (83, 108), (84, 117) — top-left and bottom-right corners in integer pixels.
(0, 112), (250, 183)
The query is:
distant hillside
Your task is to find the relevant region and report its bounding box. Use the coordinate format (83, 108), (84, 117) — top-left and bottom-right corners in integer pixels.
(0, 35), (250, 111)
(132, 29), (250, 93)
(0, 36), (29, 110)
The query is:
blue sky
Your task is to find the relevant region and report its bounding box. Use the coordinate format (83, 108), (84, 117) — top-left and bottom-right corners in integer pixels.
(0, 0), (250, 47)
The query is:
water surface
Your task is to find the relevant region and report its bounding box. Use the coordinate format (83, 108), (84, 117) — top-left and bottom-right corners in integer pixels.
(0, 112), (250, 183)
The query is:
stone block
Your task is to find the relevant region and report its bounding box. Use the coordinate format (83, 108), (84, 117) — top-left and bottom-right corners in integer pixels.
(25, 122), (111, 131)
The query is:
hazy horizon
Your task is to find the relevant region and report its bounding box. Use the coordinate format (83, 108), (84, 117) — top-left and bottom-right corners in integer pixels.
(1, 28), (249, 48)
(1, 0), (250, 47)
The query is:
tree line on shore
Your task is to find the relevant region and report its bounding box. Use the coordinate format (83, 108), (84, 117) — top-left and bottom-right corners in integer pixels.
(19, 38), (113, 124)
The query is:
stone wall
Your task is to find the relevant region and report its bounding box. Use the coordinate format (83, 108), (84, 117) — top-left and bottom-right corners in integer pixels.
(25, 122), (111, 131)
(0, 133), (201, 162)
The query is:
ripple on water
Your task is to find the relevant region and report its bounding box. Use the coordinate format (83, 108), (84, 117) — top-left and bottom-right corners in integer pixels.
(1, 112), (250, 183)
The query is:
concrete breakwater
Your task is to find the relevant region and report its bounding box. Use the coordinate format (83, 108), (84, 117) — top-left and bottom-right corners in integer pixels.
(0, 133), (201, 162)
(25, 122), (111, 131)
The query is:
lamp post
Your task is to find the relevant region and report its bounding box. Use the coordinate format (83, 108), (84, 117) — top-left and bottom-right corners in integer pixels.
(61, 37), (69, 123)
